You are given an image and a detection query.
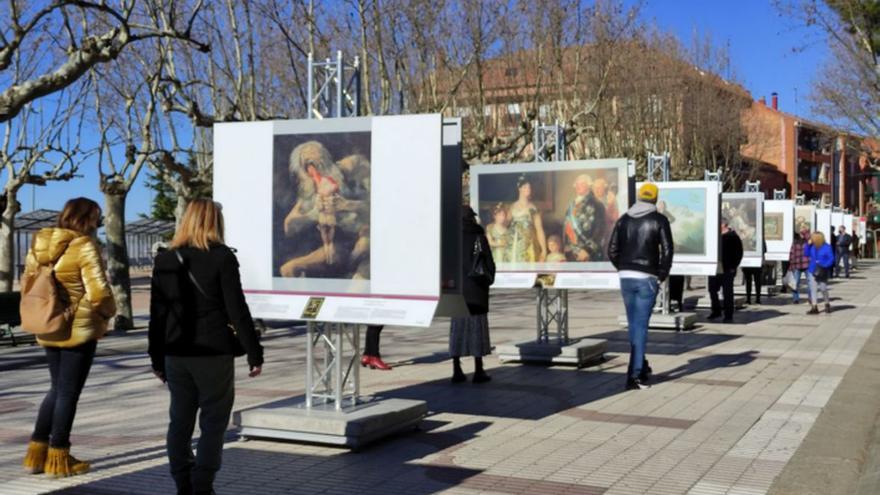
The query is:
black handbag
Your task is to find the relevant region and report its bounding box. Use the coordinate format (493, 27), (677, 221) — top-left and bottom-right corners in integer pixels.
(175, 251), (247, 357)
(813, 265), (830, 282)
(468, 237), (494, 285)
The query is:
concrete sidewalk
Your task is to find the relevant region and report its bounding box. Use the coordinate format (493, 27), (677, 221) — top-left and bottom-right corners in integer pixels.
(1, 264), (879, 494)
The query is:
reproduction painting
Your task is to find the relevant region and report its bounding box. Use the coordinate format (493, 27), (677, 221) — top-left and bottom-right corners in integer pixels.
(722, 194), (762, 253)
(656, 187), (707, 256)
(471, 160), (629, 272)
(764, 212), (785, 241)
(794, 205), (815, 233)
(272, 132), (371, 281)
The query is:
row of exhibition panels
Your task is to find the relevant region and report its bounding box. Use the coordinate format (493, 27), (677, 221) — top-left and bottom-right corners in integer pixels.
(212, 113), (867, 328)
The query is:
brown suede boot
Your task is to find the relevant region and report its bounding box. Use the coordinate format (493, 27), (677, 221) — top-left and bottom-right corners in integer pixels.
(22, 441), (48, 474)
(44, 446), (90, 478)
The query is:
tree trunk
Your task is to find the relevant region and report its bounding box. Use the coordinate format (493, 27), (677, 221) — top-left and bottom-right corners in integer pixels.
(0, 188), (19, 292)
(103, 191), (134, 330)
(174, 193), (189, 228)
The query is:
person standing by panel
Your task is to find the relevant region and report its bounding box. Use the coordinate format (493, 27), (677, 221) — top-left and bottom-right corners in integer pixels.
(149, 199), (264, 495)
(608, 183), (673, 391)
(708, 219), (743, 323)
(22, 198), (117, 478)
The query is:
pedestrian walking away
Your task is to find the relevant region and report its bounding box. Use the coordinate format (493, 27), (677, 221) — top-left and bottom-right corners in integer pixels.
(608, 183), (673, 391)
(21, 198), (117, 478)
(805, 231), (835, 315)
(708, 219), (744, 323)
(149, 199), (264, 495)
(835, 225), (852, 278)
(450, 205), (496, 384)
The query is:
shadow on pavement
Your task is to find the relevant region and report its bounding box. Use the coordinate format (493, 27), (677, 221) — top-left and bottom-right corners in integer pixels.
(50, 422), (494, 495)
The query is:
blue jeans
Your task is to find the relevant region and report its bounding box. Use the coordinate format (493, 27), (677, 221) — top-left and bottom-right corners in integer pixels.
(791, 269), (804, 302)
(620, 277), (659, 380)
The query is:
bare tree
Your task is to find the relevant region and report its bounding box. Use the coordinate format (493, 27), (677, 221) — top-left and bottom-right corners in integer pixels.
(90, 48), (163, 329)
(0, 88), (85, 291)
(0, 0), (209, 124)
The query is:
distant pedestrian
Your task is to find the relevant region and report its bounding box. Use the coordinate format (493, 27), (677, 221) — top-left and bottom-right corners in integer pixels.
(22, 198), (117, 478)
(742, 241), (767, 305)
(149, 199), (264, 495)
(450, 205), (495, 384)
(835, 225), (852, 278)
(708, 219), (743, 323)
(805, 231), (835, 314)
(608, 183), (673, 391)
(788, 229), (810, 304)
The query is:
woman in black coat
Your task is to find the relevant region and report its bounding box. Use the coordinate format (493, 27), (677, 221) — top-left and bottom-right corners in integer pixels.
(449, 206), (496, 383)
(149, 199), (264, 495)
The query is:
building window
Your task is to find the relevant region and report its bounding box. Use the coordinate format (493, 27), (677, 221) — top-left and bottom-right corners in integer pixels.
(505, 67), (518, 78)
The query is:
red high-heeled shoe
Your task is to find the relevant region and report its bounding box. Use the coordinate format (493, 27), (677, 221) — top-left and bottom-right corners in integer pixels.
(366, 356), (392, 370)
(360, 355), (371, 367)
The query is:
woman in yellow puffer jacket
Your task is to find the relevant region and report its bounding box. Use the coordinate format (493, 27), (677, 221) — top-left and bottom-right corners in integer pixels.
(21, 198), (116, 478)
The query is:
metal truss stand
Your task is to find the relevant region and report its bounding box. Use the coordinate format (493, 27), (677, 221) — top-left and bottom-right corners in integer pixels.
(744, 181), (761, 193)
(497, 287), (606, 367)
(235, 322), (427, 449)
(305, 322), (360, 410)
(307, 51), (361, 119)
(534, 120), (565, 162)
(537, 288), (569, 345)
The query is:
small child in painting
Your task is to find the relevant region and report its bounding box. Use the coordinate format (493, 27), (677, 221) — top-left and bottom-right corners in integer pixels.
(485, 203), (511, 263)
(546, 234), (567, 262)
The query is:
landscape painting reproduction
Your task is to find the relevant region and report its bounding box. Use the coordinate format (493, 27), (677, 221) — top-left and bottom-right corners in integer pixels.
(722, 197), (759, 252)
(476, 166), (623, 268)
(795, 206), (815, 233)
(764, 212), (785, 241)
(272, 132), (371, 281)
(656, 188), (706, 256)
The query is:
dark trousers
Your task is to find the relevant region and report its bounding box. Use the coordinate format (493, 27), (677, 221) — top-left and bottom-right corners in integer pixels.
(780, 261), (790, 293)
(32, 340), (97, 448)
(364, 325), (383, 357)
(743, 267), (763, 303)
(668, 275), (685, 312)
(708, 272), (735, 319)
(166, 355), (234, 494)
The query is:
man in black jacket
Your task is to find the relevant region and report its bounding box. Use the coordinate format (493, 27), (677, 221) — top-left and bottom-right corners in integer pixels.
(608, 183), (673, 390)
(708, 219), (744, 322)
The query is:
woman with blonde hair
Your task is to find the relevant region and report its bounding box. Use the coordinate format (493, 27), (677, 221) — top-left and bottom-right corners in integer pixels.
(804, 231), (835, 314)
(22, 198), (116, 477)
(149, 199), (264, 495)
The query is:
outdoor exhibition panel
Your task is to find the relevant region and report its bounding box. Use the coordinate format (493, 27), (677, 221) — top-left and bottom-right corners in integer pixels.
(636, 181), (721, 276)
(794, 204), (816, 234)
(721, 192), (764, 267)
(831, 211), (845, 232)
(469, 159), (631, 289)
(859, 217), (867, 240)
(844, 214), (854, 236)
(214, 114), (444, 327)
(764, 200), (794, 261)
(816, 209), (832, 238)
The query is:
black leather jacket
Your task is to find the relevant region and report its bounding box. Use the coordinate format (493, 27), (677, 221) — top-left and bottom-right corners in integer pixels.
(607, 210), (674, 281)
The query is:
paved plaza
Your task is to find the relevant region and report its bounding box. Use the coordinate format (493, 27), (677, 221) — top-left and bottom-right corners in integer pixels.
(2, 265), (880, 494)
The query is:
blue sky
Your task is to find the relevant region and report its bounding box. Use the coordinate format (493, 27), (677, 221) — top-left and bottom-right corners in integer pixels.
(28, 0), (829, 220)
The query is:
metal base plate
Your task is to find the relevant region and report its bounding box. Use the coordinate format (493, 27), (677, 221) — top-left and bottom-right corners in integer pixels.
(234, 396), (427, 449)
(617, 312), (697, 331)
(496, 338), (606, 367)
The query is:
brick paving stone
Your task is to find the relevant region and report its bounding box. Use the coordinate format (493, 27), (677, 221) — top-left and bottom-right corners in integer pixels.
(1, 263), (879, 494)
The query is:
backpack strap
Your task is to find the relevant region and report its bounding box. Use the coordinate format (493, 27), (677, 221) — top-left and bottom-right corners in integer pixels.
(174, 250), (211, 300)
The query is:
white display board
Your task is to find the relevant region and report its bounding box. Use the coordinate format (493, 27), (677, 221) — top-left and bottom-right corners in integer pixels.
(764, 200), (794, 261)
(722, 192), (764, 268)
(636, 181), (721, 276)
(816, 209), (832, 239)
(860, 217), (867, 241)
(469, 158), (631, 289)
(844, 214), (854, 236)
(214, 115), (444, 326)
(831, 211), (845, 233)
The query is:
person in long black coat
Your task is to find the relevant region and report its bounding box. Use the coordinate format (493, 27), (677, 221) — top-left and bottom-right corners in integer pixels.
(449, 206), (496, 383)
